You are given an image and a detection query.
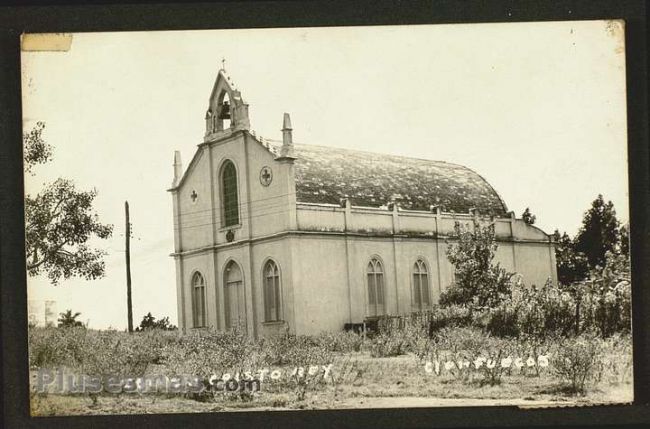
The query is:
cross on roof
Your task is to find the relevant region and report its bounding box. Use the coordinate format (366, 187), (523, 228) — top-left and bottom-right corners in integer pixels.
(221, 57), (226, 72)
(190, 190), (198, 202)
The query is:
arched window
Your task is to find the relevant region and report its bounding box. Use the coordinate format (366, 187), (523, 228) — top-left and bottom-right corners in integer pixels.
(264, 260), (281, 322)
(221, 160), (239, 227)
(191, 272), (206, 328)
(412, 259), (431, 310)
(366, 258), (385, 317)
(224, 260), (245, 329)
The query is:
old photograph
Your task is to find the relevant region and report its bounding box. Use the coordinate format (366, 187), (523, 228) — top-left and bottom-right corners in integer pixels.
(22, 21), (632, 415)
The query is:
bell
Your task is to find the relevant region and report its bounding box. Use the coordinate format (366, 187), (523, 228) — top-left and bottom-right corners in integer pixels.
(218, 101), (231, 120)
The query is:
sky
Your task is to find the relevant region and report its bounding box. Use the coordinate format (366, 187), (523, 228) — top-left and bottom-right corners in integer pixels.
(22, 21), (628, 330)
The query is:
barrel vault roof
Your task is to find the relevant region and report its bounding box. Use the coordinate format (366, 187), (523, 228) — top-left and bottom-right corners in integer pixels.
(261, 139), (508, 216)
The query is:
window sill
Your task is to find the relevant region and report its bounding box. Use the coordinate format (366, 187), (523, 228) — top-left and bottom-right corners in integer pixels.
(219, 224), (242, 232)
(262, 320), (286, 326)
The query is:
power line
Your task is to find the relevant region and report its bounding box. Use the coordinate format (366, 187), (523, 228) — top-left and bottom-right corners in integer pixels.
(174, 197), (291, 221)
(172, 190), (298, 219)
(172, 207), (293, 232)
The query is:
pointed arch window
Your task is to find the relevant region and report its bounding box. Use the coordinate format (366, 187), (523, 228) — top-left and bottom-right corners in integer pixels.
(224, 260), (245, 329)
(412, 259), (431, 310)
(191, 272), (206, 328)
(264, 260), (281, 322)
(221, 160), (239, 227)
(367, 258), (385, 317)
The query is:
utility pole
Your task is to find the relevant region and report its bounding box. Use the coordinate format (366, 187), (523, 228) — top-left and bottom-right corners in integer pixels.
(125, 201), (133, 333)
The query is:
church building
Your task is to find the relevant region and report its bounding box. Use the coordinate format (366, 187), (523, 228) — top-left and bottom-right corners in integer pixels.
(169, 68), (557, 337)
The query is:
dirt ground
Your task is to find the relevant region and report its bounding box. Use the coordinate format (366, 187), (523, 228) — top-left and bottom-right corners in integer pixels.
(29, 351), (633, 416)
(30, 390), (632, 416)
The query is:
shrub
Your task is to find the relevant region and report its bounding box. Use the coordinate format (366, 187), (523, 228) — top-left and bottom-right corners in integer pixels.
(483, 304), (520, 338)
(81, 329), (162, 379)
(369, 331), (408, 357)
(577, 252), (632, 337)
(516, 280), (577, 338)
(431, 327), (515, 385)
(552, 332), (602, 395)
(596, 333), (633, 384)
(162, 327), (260, 380)
(28, 326), (87, 368)
(316, 331), (365, 353)
(260, 332), (327, 366)
(441, 220), (515, 309)
(427, 305), (474, 334)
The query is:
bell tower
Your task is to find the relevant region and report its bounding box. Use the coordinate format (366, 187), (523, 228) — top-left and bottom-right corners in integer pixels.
(204, 63), (250, 141)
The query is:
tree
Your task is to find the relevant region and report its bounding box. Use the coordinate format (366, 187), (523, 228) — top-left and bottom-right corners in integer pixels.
(521, 207), (536, 225)
(57, 309), (84, 328)
(135, 312), (177, 331)
(574, 195), (621, 269)
(619, 223), (630, 258)
(553, 229), (590, 286)
(24, 122), (113, 285)
(440, 219), (514, 309)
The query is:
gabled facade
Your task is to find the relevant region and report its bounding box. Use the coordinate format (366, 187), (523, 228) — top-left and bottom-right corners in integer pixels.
(169, 68), (557, 337)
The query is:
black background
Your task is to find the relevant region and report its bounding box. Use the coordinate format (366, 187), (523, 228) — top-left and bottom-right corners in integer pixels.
(1, 1), (648, 428)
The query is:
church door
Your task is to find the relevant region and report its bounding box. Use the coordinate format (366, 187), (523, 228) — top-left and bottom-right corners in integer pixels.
(224, 261), (246, 330)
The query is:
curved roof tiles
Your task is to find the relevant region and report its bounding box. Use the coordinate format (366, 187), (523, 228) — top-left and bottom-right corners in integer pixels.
(264, 140), (508, 216)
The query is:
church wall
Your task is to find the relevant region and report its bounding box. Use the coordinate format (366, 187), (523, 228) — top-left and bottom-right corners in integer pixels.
(209, 133), (251, 245)
(290, 235), (350, 334)
(249, 237), (296, 338)
(399, 212), (438, 234)
(345, 238), (398, 324)
(391, 239), (443, 313)
(291, 205), (556, 333)
(513, 242), (558, 287)
(214, 244), (252, 332)
(493, 242), (518, 273)
(242, 134), (295, 238)
(511, 220), (550, 241)
(347, 208), (393, 233)
(178, 251), (215, 330)
(296, 205), (345, 232)
(286, 232), (556, 335)
(177, 150), (214, 251)
(432, 240), (457, 293)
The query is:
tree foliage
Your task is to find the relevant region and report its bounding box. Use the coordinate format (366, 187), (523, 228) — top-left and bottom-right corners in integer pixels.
(554, 195), (628, 288)
(553, 229), (590, 286)
(574, 194), (621, 269)
(57, 309), (84, 328)
(23, 121), (52, 173)
(440, 220), (514, 309)
(619, 223), (630, 258)
(135, 312), (177, 331)
(24, 122), (113, 285)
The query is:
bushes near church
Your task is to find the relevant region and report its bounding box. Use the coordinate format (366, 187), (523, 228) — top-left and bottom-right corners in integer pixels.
(28, 195), (632, 409)
(370, 201), (631, 395)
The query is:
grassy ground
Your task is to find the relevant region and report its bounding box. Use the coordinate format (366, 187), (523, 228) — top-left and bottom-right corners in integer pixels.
(30, 351), (632, 416)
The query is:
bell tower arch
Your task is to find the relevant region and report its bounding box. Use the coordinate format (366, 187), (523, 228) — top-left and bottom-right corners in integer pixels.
(204, 66), (250, 141)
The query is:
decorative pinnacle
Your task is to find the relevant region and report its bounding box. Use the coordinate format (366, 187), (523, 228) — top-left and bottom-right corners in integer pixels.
(282, 112), (292, 130)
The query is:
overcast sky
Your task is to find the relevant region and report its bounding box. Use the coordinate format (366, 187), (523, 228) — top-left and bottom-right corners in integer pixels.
(22, 21), (628, 330)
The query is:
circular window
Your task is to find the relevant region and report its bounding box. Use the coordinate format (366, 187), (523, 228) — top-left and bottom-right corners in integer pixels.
(260, 166), (273, 186)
